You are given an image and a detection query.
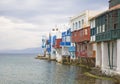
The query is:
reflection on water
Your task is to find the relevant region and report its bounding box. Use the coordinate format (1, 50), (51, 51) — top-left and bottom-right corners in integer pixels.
(0, 54), (115, 84)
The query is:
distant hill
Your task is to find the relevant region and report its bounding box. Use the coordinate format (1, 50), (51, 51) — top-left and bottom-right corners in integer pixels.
(0, 47), (44, 54)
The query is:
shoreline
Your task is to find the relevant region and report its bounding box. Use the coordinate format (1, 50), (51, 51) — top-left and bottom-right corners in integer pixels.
(35, 55), (120, 84)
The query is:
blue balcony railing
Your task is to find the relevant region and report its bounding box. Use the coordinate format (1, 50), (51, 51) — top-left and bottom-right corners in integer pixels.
(69, 46), (76, 52)
(60, 42), (71, 46)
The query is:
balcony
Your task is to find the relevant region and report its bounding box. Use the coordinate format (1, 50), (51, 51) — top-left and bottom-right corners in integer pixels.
(96, 29), (120, 42)
(69, 46), (76, 52)
(111, 29), (120, 39)
(60, 42), (71, 46)
(54, 39), (62, 49)
(71, 26), (90, 43)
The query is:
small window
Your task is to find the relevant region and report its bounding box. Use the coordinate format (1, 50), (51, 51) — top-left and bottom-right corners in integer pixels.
(99, 25), (101, 33)
(73, 23), (74, 30)
(79, 21), (81, 28)
(82, 19), (84, 27)
(90, 29), (92, 36)
(102, 24), (105, 32)
(75, 22), (77, 29)
(97, 27), (99, 34)
(114, 23), (118, 29)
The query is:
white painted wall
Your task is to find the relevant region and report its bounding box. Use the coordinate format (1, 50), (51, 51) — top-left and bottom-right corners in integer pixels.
(56, 48), (62, 62)
(70, 10), (89, 32)
(101, 42), (108, 70)
(70, 10), (99, 32)
(100, 41), (117, 75)
(113, 41), (117, 68)
(117, 39), (120, 72)
(96, 43), (102, 67)
(50, 29), (58, 60)
(50, 28), (63, 60)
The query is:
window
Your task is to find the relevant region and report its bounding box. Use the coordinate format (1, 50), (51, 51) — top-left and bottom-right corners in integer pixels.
(79, 21), (81, 28)
(114, 23), (118, 29)
(73, 23), (74, 30)
(102, 24), (105, 32)
(62, 37), (65, 42)
(82, 19), (84, 27)
(97, 27), (99, 34)
(90, 29), (92, 36)
(99, 25), (101, 33)
(93, 28), (95, 35)
(75, 22), (77, 29)
(91, 20), (94, 28)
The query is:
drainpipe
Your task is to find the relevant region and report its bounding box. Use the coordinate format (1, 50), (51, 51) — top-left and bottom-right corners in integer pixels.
(108, 42), (111, 69)
(111, 42), (114, 69)
(75, 42), (77, 59)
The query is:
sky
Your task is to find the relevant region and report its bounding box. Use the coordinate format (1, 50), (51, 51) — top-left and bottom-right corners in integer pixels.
(0, 0), (109, 51)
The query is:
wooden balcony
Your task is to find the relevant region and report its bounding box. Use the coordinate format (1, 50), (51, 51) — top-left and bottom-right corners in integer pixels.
(71, 26), (90, 43)
(54, 39), (62, 49)
(96, 29), (120, 42)
(71, 30), (78, 43)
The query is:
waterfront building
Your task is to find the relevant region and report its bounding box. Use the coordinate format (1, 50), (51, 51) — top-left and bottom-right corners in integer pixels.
(53, 28), (62, 62)
(91, 0), (120, 75)
(70, 10), (98, 64)
(60, 28), (71, 62)
(46, 34), (51, 58)
(50, 28), (58, 60)
(41, 35), (47, 56)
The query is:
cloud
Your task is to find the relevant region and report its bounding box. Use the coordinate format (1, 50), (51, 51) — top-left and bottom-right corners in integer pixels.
(0, 0), (109, 50)
(0, 16), (48, 50)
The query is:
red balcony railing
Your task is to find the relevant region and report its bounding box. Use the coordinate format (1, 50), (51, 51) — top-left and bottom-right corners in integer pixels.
(54, 39), (62, 49)
(71, 26), (90, 43)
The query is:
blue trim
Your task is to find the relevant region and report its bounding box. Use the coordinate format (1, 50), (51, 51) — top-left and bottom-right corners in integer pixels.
(62, 32), (66, 37)
(52, 35), (56, 45)
(66, 28), (71, 36)
(60, 42), (71, 46)
(61, 28), (71, 46)
(46, 45), (51, 52)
